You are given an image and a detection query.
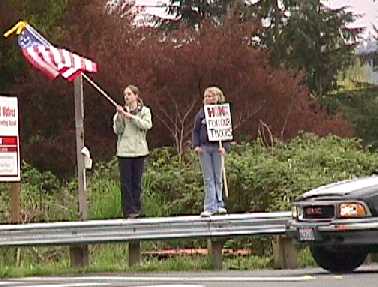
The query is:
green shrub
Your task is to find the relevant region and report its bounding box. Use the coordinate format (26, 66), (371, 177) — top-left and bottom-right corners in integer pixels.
(87, 133), (378, 219)
(0, 161), (74, 223)
(87, 158), (121, 219)
(227, 133), (378, 212)
(143, 147), (203, 216)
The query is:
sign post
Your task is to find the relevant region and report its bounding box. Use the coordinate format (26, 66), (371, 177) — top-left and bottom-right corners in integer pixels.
(204, 103), (233, 197)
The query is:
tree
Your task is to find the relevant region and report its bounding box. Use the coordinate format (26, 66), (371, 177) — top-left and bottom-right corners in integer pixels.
(1, 0), (68, 90)
(166, 0), (243, 27)
(254, 0), (363, 96)
(0, 1), (19, 90)
(5, 0), (353, 175)
(167, 0), (363, 96)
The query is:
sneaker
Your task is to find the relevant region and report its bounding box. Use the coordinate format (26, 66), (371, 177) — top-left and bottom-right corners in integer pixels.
(217, 207), (227, 215)
(200, 210), (214, 217)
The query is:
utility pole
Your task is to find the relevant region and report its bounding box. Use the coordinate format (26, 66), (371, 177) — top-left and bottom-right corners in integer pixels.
(69, 74), (89, 267)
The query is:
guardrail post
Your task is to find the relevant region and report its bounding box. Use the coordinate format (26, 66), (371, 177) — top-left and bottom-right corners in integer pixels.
(208, 238), (225, 270)
(69, 244), (89, 267)
(129, 240), (141, 267)
(272, 235), (297, 269)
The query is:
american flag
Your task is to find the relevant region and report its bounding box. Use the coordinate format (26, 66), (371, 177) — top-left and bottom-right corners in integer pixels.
(17, 25), (97, 81)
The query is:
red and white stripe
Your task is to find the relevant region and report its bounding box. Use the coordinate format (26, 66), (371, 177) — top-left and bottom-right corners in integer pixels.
(22, 45), (97, 81)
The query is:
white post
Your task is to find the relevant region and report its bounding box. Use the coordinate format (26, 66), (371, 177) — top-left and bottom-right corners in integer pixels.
(219, 141), (228, 198)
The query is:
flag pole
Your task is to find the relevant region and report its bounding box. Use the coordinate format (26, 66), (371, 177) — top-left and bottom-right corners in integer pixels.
(81, 73), (118, 107)
(3, 21), (27, 38)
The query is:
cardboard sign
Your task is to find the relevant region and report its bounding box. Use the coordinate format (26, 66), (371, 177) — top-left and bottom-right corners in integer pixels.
(204, 103), (233, 142)
(0, 96), (20, 181)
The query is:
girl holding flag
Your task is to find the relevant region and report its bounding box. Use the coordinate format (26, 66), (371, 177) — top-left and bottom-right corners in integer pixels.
(113, 85), (152, 219)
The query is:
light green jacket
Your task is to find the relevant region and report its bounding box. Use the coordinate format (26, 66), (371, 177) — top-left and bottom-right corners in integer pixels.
(113, 106), (152, 157)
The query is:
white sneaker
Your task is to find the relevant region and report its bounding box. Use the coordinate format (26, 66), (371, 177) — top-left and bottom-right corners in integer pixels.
(217, 207), (227, 214)
(200, 210), (214, 217)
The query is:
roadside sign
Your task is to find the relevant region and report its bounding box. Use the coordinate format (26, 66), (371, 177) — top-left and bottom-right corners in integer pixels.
(0, 96), (20, 181)
(204, 103), (233, 142)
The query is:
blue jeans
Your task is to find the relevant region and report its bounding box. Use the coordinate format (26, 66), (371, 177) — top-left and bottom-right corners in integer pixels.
(199, 145), (224, 212)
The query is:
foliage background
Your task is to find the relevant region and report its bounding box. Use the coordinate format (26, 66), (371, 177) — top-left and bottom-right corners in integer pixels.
(2, 133), (377, 223)
(0, 0), (356, 177)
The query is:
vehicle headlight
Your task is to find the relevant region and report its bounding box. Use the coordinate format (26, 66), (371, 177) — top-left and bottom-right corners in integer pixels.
(339, 203), (367, 218)
(291, 206), (298, 219)
(291, 206), (303, 219)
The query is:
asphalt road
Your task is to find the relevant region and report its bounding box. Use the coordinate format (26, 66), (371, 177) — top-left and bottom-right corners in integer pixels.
(2, 264), (378, 287)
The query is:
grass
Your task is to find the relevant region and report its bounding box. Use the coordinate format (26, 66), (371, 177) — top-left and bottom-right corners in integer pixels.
(296, 246), (317, 268)
(225, 255), (271, 270)
(0, 244), (318, 278)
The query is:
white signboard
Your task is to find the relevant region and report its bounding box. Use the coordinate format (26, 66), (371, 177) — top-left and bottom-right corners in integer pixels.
(204, 103), (233, 142)
(0, 96), (20, 181)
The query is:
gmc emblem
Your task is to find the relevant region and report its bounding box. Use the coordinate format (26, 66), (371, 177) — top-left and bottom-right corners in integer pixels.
(305, 207), (323, 215)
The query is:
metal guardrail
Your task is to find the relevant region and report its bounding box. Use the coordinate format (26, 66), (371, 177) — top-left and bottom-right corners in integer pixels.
(0, 212), (291, 246)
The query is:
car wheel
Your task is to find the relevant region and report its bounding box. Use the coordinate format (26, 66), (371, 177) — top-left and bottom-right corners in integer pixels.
(310, 245), (368, 273)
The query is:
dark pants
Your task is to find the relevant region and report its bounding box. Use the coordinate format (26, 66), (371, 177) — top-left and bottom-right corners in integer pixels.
(118, 156), (146, 218)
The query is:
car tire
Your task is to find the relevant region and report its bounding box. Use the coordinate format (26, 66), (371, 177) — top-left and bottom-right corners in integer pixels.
(310, 245), (368, 273)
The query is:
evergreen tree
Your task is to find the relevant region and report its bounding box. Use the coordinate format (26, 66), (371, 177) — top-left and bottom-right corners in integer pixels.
(168, 0), (363, 96)
(167, 0), (241, 27)
(260, 0), (362, 96)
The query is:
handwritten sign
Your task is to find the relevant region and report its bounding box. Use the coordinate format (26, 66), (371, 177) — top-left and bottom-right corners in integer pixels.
(0, 96), (20, 181)
(204, 103), (233, 142)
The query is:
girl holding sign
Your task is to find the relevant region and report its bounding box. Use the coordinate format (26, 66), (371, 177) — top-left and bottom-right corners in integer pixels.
(192, 86), (229, 217)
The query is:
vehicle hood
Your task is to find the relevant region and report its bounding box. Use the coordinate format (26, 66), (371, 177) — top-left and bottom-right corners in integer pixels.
(301, 176), (378, 200)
